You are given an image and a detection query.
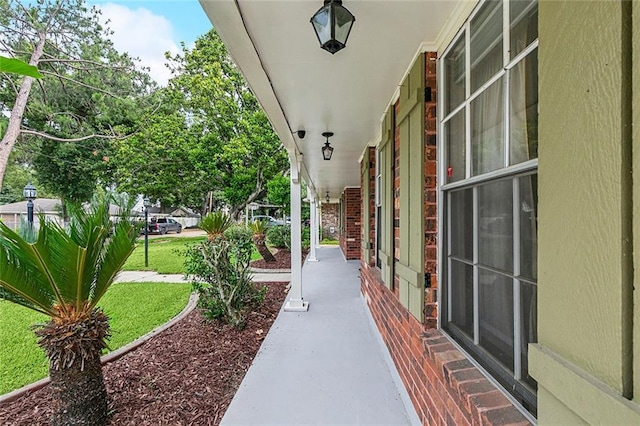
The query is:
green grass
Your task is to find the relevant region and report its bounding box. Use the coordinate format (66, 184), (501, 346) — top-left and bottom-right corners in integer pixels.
(124, 236), (206, 274)
(320, 239), (340, 245)
(0, 282), (191, 395)
(124, 236), (262, 274)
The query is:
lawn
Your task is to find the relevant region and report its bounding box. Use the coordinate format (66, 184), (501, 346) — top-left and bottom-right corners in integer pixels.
(123, 236), (207, 274)
(0, 282), (192, 395)
(124, 235), (262, 274)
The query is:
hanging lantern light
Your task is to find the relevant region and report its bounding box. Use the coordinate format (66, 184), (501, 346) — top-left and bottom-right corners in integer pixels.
(310, 0), (356, 54)
(321, 132), (334, 160)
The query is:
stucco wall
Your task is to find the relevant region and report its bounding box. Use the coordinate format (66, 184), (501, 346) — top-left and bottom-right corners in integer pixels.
(531, 1), (639, 423)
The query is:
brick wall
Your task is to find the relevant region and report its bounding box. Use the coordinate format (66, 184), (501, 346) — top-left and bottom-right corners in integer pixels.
(321, 203), (339, 241)
(361, 264), (531, 426)
(339, 188), (361, 260)
(424, 51), (438, 328)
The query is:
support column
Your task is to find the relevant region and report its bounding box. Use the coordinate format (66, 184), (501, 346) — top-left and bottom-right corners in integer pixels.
(284, 152), (309, 312)
(316, 203), (321, 248)
(308, 189), (318, 262)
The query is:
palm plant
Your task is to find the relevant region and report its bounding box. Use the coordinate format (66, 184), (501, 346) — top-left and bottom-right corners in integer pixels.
(250, 220), (276, 263)
(200, 211), (233, 240)
(0, 195), (138, 425)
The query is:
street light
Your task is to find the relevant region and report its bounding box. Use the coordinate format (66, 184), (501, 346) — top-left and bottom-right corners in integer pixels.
(23, 182), (37, 229)
(143, 197), (151, 267)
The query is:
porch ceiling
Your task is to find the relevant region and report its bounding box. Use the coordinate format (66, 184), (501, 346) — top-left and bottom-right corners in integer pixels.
(199, 0), (469, 200)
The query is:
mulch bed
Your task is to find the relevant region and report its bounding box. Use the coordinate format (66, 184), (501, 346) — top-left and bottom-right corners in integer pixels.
(250, 248), (308, 270)
(0, 282), (288, 426)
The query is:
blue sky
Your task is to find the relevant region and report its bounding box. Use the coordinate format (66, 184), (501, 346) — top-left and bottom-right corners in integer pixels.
(88, 1), (212, 85)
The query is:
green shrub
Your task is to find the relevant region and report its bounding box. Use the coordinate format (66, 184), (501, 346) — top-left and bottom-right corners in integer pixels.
(266, 225), (290, 249)
(184, 227), (265, 328)
(266, 224), (312, 250)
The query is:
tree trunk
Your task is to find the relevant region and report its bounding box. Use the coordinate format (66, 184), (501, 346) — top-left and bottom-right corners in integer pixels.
(253, 234), (275, 263)
(0, 32), (47, 191)
(49, 352), (108, 426)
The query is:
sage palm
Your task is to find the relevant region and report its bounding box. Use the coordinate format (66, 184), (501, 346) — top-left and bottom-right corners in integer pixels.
(0, 196), (138, 426)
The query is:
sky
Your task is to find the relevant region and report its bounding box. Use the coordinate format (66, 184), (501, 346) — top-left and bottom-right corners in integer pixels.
(88, 1), (213, 86)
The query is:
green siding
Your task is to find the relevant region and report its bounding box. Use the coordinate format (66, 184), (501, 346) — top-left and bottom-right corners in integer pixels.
(361, 156), (370, 262)
(396, 55), (425, 322)
(379, 111), (394, 289)
(531, 0), (640, 423)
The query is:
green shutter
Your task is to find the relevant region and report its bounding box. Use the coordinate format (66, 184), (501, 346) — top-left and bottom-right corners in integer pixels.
(396, 55), (425, 322)
(378, 111), (394, 289)
(361, 156), (371, 263)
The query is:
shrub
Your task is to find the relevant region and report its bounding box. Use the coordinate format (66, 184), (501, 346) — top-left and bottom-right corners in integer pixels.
(184, 225), (265, 328)
(266, 225), (290, 249)
(266, 224), (311, 250)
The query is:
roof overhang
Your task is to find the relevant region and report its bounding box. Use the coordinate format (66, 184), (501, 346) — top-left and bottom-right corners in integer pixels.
(199, 0), (475, 198)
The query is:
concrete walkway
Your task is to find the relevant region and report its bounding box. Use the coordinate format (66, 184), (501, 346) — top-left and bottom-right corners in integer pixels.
(114, 270), (291, 283)
(221, 246), (420, 426)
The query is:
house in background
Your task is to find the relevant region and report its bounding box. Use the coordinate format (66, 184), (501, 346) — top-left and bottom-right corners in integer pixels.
(200, 0), (639, 424)
(0, 198), (62, 229)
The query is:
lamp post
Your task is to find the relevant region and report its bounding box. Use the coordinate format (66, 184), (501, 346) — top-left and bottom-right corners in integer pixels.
(143, 197), (151, 267)
(23, 182), (37, 229)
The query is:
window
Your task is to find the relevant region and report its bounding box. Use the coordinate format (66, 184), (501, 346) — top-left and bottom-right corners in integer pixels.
(440, 0), (538, 415)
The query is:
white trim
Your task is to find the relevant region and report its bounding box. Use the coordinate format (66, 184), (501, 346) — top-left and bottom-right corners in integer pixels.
(472, 186), (479, 345)
(442, 159), (538, 191)
(513, 178), (522, 380)
(506, 40), (539, 70)
(435, 0), (480, 56)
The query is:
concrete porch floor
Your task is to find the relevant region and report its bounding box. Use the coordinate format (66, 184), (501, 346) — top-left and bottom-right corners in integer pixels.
(221, 246), (420, 425)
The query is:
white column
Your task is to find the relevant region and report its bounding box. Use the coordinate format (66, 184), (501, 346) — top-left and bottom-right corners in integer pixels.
(308, 192), (318, 262)
(284, 153), (309, 312)
(316, 203), (321, 248)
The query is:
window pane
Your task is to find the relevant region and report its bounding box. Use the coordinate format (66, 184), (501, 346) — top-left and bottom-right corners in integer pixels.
(450, 189), (473, 261)
(478, 179), (513, 272)
(479, 268), (514, 370)
(471, 0), (503, 92)
(445, 110), (466, 183)
(510, 50), (538, 164)
(510, 0), (538, 59)
(519, 174), (538, 280)
(450, 260), (474, 338)
(471, 78), (504, 175)
(444, 35), (466, 115)
(520, 280), (537, 390)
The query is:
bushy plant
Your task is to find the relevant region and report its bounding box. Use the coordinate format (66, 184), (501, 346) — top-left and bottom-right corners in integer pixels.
(266, 224), (311, 250)
(266, 225), (290, 249)
(200, 211), (233, 240)
(184, 224), (265, 328)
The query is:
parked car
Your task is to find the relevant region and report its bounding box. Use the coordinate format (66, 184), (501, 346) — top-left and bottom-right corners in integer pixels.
(146, 217), (182, 234)
(251, 215), (284, 227)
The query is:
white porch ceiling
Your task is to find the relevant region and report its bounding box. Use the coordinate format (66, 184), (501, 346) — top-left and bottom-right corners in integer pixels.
(199, 0), (471, 200)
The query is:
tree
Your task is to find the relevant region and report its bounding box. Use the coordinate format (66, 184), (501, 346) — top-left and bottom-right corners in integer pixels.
(0, 0), (153, 191)
(165, 29), (288, 217)
(0, 194), (138, 425)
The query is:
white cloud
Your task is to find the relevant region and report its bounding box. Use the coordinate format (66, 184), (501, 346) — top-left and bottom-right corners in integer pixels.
(97, 3), (180, 86)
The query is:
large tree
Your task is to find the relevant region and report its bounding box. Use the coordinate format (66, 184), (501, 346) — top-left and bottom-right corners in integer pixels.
(161, 29), (288, 217)
(0, 0), (153, 192)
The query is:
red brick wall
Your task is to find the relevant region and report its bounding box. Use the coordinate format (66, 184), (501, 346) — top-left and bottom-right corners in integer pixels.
(424, 52), (438, 328)
(361, 264), (531, 426)
(321, 203), (339, 241)
(339, 187), (361, 260)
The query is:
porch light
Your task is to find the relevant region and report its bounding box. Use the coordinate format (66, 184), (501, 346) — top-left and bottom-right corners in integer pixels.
(326, 191), (330, 203)
(310, 0), (355, 54)
(321, 132), (334, 160)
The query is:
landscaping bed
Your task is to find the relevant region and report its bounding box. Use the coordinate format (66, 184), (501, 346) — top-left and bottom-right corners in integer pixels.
(0, 281), (288, 425)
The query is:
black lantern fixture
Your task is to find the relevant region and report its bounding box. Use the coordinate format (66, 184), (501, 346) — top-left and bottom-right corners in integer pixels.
(326, 191), (330, 203)
(143, 197), (151, 267)
(310, 0), (355, 54)
(23, 182), (37, 227)
(321, 131), (334, 161)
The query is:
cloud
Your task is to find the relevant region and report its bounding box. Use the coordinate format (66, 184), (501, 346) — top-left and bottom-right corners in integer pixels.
(97, 3), (180, 86)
